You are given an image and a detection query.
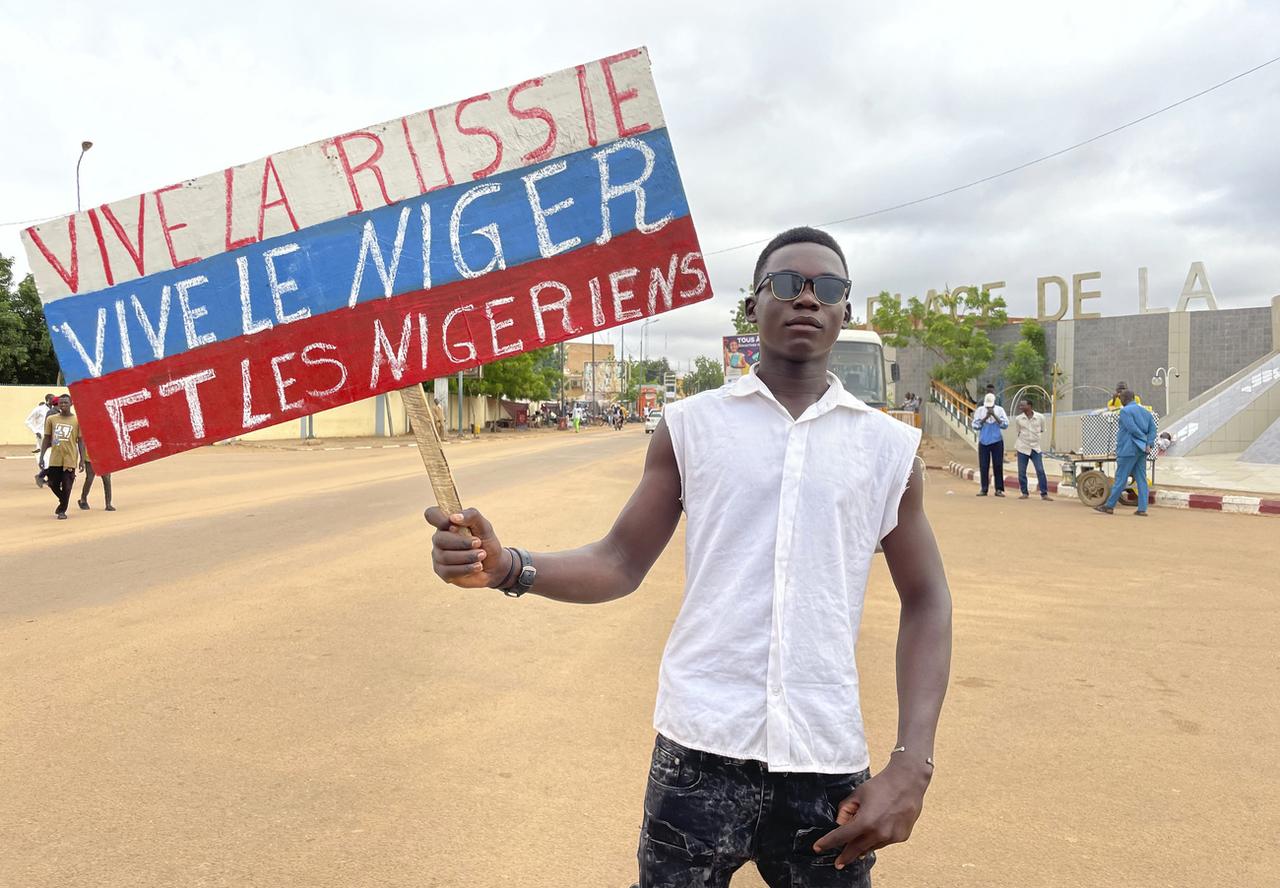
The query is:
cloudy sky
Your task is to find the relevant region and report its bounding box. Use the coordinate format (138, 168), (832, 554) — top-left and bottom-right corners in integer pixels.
(2, 0), (1277, 368)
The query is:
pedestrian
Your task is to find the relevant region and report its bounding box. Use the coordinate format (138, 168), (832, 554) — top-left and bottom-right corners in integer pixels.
(427, 226), (952, 887)
(1014, 400), (1052, 501)
(1095, 389), (1157, 516)
(39, 394), (84, 520)
(25, 393), (56, 475)
(1154, 430), (1174, 455)
(972, 392), (1009, 497)
(77, 438), (115, 512)
(572, 404), (583, 433)
(1106, 381), (1142, 410)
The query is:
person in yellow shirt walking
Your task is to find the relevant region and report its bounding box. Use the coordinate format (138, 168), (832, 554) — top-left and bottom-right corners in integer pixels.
(39, 394), (84, 520)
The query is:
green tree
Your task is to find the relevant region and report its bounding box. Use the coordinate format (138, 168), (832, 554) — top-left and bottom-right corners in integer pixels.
(1002, 320), (1049, 405)
(871, 285), (1009, 400)
(683, 355), (724, 395)
(0, 256), (25, 383)
(12, 274), (59, 383)
(458, 347), (557, 401)
(731, 287), (758, 334)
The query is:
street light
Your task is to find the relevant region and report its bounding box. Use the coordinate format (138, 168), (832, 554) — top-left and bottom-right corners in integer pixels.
(640, 318), (660, 364)
(1151, 366), (1180, 417)
(76, 140), (94, 211)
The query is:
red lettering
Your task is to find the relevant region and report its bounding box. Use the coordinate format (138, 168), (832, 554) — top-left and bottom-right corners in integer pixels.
(100, 196), (147, 278)
(427, 108), (455, 190)
(257, 156), (300, 240)
(576, 65), (599, 147)
(86, 209), (115, 287)
(454, 94), (504, 180)
(507, 77), (557, 163)
(600, 50), (651, 138)
(154, 185), (201, 268)
(224, 167), (256, 251)
(331, 132), (395, 215)
(25, 218), (79, 292)
(401, 117), (427, 194)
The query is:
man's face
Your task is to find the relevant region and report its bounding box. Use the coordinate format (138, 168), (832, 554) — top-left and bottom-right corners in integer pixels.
(58, 396), (71, 415)
(1021, 402), (1033, 416)
(1116, 382), (1127, 394)
(745, 242), (850, 365)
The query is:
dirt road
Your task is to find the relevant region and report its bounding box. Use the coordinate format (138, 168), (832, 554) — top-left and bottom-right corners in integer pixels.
(2, 429), (1276, 887)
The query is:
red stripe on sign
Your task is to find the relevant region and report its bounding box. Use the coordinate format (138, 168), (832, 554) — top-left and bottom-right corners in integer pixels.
(69, 217), (708, 474)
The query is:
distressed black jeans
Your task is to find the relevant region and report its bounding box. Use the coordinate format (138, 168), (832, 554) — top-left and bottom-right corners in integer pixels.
(637, 734), (874, 887)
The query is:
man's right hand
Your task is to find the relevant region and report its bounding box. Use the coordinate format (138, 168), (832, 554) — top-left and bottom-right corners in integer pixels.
(424, 507), (512, 589)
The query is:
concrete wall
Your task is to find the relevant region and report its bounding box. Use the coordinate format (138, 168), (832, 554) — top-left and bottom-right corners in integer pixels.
(2, 384), (61, 446)
(898, 301), (1277, 419)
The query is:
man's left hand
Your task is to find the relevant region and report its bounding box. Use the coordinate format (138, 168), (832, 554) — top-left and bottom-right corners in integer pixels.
(812, 758), (931, 869)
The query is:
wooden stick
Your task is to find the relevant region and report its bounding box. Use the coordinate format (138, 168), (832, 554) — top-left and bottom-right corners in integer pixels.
(400, 382), (469, 536)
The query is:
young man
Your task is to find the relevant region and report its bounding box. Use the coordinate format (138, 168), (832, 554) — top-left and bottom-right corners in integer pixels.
(39, 394), (84, 520)
(1106, 382), (1142, 411)
(1014, 400), (1052, 500)
(971, 393), (1008, 497)
(426, 227), (952, 887)
(1095, 389), (1156, 516)
(25, 393), (56, 466)
(77, 439), (115, 512)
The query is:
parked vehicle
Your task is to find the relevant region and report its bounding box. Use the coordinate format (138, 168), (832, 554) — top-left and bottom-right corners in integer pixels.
(644, 408), (663, 434)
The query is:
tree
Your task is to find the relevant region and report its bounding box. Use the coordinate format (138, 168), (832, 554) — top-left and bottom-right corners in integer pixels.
(0, 252), (59, 385)
(458, 347), (556, 401)
(683, 355), (724, 395)
(623, 357), (672, 403)
(871, 285), (1009, 400)
(1002, 320), (1049, 405)
(731, 288), (758, 334)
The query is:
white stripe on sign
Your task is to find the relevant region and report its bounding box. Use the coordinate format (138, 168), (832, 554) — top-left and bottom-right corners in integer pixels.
(22, 49), (663, 302)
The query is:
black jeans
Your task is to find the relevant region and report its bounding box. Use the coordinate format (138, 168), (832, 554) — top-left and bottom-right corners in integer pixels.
(638, 734), (873, 887)
(978, 440), (1004, 493)
(46, 466), (76, 515)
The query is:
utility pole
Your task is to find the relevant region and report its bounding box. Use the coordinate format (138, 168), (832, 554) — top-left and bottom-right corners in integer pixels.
(590, 332), (596, 414)
(75, 140), (93, 212)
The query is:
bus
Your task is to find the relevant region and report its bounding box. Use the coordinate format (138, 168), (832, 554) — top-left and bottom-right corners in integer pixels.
(828, 329), (898, 409)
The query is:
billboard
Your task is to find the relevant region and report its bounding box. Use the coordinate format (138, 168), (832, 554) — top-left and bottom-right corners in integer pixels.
(723, 334), (760, 380)
(23, 48), (710, 473)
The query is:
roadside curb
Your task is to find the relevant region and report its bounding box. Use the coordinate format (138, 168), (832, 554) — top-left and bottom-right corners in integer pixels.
(943, 461), (1280, 516)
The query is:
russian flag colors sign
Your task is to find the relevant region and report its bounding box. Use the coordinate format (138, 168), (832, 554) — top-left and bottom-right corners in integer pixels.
(22, 48), (711, 474)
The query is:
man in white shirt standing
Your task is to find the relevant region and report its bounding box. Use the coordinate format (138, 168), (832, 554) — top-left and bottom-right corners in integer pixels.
(24, 393), (56, 482)
(426, 227), (953, 887)
(1014, 400), (1053, 501)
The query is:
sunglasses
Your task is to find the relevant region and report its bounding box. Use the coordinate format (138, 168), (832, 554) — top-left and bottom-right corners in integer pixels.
(755, 271), (851, 306)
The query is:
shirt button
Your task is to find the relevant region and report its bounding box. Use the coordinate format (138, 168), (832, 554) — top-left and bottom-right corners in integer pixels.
(770, 686), (781, 697)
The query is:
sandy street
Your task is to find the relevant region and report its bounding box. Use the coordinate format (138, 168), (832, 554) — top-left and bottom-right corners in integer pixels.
(1, 428), (1277, 888)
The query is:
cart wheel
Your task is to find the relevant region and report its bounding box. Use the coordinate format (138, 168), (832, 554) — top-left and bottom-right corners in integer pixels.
(1076, 469), (1110, 507)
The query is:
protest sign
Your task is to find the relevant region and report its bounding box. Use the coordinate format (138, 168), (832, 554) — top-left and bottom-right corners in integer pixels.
(23, 48), (710, 474)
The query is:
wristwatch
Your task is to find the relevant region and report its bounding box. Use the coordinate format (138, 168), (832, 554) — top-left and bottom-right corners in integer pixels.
(503, 547), (536, 598)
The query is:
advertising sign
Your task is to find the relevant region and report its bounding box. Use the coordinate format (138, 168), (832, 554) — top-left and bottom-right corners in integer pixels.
(723, 334), (759, 380)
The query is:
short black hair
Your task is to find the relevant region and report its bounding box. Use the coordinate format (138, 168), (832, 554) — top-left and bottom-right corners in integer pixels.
(752, 226), (848, 288)
(1120, 389), (1135, 405)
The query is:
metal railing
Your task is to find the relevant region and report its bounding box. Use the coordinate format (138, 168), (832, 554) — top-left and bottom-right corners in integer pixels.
(930, 380), (978, 440)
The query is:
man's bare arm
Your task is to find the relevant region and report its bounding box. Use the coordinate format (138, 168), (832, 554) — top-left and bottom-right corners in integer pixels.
(425, 421), (684, 604)
(816, 459), (953, 868)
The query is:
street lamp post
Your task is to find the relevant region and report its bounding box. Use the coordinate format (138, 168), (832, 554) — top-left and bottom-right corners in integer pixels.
(1151, 366), (1180, 417)
(640, 318), (660, 364)
(75, 140), (93, 212)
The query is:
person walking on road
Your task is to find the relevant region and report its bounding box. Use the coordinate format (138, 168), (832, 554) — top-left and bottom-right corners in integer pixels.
(77, 439), (115, 512)
(39, 394), (84, 520)
(972, 393), (1008, 497)
(25, 393), (56, 469)
(426, 227), (952, 888)
(1096, 389), (1157, 516)
(1014, 400), (1052, 500)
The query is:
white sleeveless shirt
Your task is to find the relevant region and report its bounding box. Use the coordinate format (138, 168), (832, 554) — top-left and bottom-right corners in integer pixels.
(656, 371), (921, 772)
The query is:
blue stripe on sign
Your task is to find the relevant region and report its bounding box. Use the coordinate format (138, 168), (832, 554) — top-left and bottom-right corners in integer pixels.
(47, 128), (688, 384)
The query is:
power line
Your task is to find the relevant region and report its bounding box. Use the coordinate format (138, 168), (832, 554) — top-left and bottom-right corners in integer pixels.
(706, 52), (1280, 257)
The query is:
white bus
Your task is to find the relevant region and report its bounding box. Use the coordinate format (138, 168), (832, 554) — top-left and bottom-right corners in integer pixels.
(829, 329), (898, 409)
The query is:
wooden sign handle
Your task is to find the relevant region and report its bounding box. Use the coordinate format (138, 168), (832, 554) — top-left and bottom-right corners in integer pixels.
(400, 383), (471, 539)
